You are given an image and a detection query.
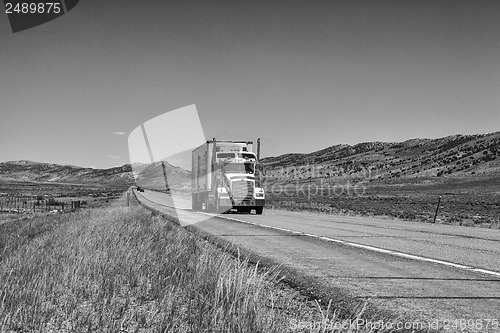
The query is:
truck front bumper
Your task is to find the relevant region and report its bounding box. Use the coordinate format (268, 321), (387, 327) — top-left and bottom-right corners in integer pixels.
(231, 198), (265, 207)
(219, 198), (232, 207)
(254, 199), (265, 207)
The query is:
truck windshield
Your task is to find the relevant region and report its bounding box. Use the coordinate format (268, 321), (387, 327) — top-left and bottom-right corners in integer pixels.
(224, 162), (254, 174)
(240, 153), (255, 159)
(217, 153), (235, 159)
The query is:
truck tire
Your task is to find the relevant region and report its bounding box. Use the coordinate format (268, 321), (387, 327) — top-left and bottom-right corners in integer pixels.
(215, 197), (221, 213)
(215, 198), (228, 214)
(205, 195), (211, 212)
(255, 207), (263, 215)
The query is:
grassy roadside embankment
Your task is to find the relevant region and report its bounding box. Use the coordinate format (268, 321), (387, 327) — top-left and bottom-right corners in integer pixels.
(0, 196), (402, 332)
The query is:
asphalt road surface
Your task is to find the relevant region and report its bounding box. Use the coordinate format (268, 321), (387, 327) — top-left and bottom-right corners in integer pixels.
(134, 189), (500, 331)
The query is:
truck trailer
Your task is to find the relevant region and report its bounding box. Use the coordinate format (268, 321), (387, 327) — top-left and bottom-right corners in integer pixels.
(192, 138), (265, 214)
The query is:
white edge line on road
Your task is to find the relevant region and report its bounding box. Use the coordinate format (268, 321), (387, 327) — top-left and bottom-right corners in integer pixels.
(135, 191), (500, 279)
(200, 212), (500, 279)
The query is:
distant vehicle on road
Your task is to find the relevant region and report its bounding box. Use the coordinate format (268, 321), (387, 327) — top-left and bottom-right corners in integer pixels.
(192, 138), (265, 214)
(136, 187), (145, 192)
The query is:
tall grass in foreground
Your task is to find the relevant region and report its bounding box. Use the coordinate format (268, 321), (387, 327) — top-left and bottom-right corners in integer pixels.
(0, 205), (283, 332)
(0, 204), (396, 333)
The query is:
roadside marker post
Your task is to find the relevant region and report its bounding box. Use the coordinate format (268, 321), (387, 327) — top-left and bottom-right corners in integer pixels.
(433, 196), (442, 223)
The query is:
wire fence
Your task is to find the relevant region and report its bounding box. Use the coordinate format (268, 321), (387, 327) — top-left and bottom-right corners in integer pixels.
(0, 195), (84, 213)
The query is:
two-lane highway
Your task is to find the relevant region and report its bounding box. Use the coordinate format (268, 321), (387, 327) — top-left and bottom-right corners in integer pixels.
(135, 189), (500, 331)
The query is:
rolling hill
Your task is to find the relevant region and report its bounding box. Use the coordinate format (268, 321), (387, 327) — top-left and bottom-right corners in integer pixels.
(0, 161), (134, 187)
(1, 131), (499, 190)
(0, 160), (191, 191)
(261, 131), (500, 184)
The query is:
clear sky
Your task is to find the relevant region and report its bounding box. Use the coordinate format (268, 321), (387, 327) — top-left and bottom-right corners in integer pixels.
(1, 0), (499, 169)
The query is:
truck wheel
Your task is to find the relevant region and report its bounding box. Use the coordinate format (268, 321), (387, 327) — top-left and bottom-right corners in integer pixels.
(215, 198), (221, 213)
(215, 198), (228, 214)
(255, 207), (263, 215)
(205, 196), (211, 212)
(192, 195), (197, 210)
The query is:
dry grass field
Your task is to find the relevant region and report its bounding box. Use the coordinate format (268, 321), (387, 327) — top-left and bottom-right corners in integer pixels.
(265, 176), (500, 229)
(0, 195), (398, 332)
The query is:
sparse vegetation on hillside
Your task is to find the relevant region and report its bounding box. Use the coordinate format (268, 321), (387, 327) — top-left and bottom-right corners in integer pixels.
(262, 131), (500, 180)
(2, 131), (498, 231)
(261, 132), (500, 227)
(0, 161), (134, 187)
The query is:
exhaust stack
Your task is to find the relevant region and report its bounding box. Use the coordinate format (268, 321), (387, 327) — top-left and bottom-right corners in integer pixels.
(257, 138), (261, 161)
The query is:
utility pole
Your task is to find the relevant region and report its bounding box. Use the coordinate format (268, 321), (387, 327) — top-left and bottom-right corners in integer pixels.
(161, 161), (169, 192)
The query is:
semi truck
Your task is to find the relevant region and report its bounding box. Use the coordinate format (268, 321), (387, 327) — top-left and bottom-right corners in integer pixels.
(192, 138), (265, 214)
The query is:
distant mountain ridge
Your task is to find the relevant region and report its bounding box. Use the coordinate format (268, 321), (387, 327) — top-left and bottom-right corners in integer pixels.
(1, 132), (499, 187)
(0, 161), (135, 187)
(132, 161), (191, 191)
(0, 160), (192, 190)
(261, 132), (500, 182)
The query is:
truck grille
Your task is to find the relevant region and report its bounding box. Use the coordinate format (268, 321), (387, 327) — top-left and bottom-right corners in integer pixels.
(232, 181), (253, 201)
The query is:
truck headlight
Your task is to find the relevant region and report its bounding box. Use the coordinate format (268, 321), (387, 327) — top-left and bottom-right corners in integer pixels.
(254, 187), (265, 198)
(217, 187), (230, 198)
